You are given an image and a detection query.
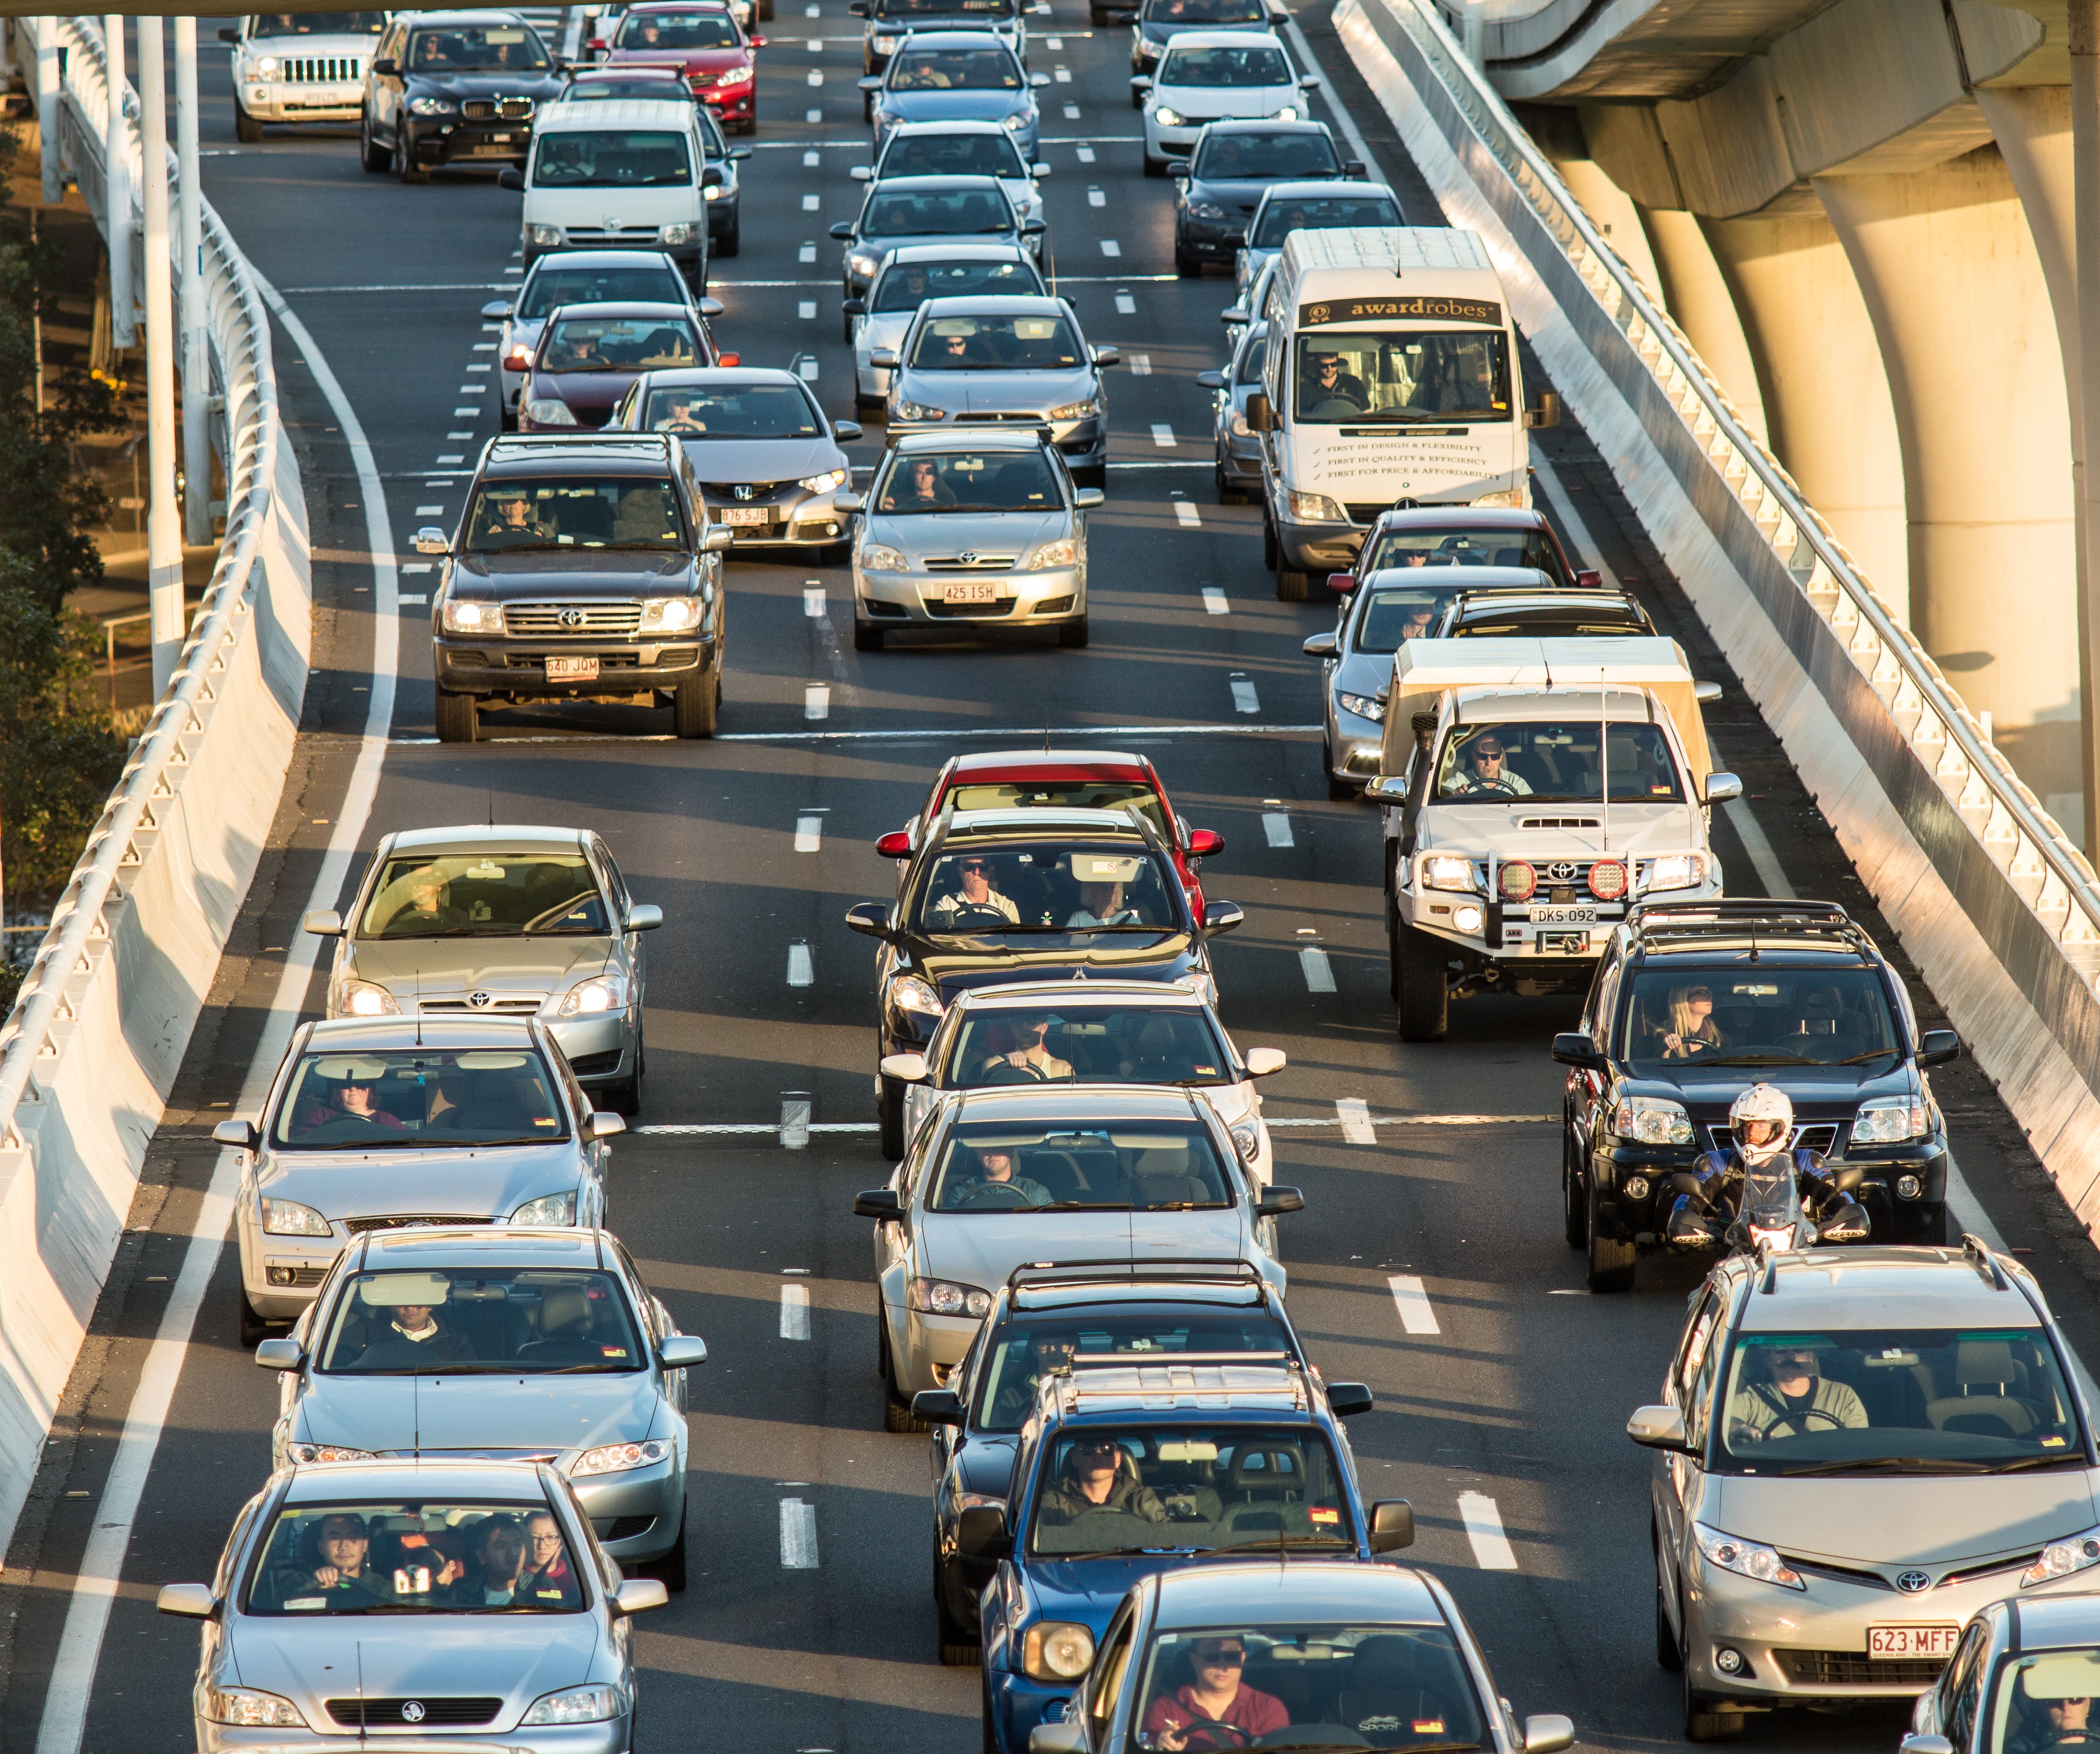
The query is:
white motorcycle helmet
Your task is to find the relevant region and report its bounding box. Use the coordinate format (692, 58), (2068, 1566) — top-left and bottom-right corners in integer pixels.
(1730, 1083), (1793, 1156)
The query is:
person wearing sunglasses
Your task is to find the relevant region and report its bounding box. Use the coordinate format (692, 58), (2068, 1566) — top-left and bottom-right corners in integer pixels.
(1659, 982), (1723, 1060)
(2013, 1683), (2098, 1754)
(1442, 730), (1532, 798)
(929, 853), (1019, 928)
(1142, 1637), (1290, 1751)
(1037, 1435), (1168, 1526)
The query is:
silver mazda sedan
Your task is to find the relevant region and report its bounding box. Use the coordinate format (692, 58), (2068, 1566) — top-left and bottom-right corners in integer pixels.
(157, 1457), (667, 1754)
(221, 1017), (622, 1342)
(258, 1226), (706, 1582)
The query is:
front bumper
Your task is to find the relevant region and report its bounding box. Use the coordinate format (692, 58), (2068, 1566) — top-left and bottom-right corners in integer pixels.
(197, 1715), (630, 1754)
(699, 82), (756, 124)
(404, 117), (534, 167)
(705, 491), (847, 548)
(1177, 214), (1250, 263)
(574, 1454), (685, 1561)
(238, 84), (362, 121)
(1324, 700), (1381, 778)
(434, 636), (714, 699)
(885, 413), (1105, 471)
(707, 190), (740, 236)
(546, 1012), (634, 1084)
(1218, 432), (1262, 481)
(986, 1664), (1076, 1754)
(896, 1304), (980, 1398)
(856, 564), (1084, 627)
(238, 1207), (345, 1320)
(1272, 504), (1366, 571)
(524, 234), (703, 274)
(1144, 115), (1205, 160)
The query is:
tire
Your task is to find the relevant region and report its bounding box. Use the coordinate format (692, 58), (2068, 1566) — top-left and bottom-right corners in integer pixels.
(1090, 3), (1109, 21)
(1131, 86), (1145, 111)
(843, 312), (857, 346)
(854, 619), (885, 651)
(672, 669), (719, 738)
(1910, 1200), (1950, 1246)
(394, 130), (427, 182)
(607, 1028), (644, 1116)
(1057, 615), (1089, 649)
(1395, 925), (1448, 1042)
(235, 102), (264, 143)
(1586, 1182), (1637, 1293)
(1276, 566), (1309, 601)
(935, 1541), (981, 1665)
(719, 219), (740, 257)
(1174, 248), (1200, 276)
(434, 689), (478, 743)
(877, 1071), (906, 1159)
(239, 1288), (270, 1348)
(1683, 1660), (1742, 1744)
(863, 90), (875, 122)
(1142, 154), (1166, 177)
(760, 0), (774, 17)
(1562, 1132), (1586, 1248)
(360, 114), (390, 171)
(1262, 516), (1278, 571)
(652, 1512), (689, 1592)
(1326, 767), (1353, 803)
(1654, 1529), (1682, 1671)
(878, 1320), (927, 1433)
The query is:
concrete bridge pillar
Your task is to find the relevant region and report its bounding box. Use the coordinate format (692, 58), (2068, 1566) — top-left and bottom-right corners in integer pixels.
(1638, 208), (1769, 454)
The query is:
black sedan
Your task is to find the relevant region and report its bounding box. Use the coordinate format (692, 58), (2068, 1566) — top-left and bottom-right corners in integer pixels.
(1168, 118), (1359, 274)
(830, 174), (1040, 298)
(1130, 0), (1282, 81)
(360, 10), (566, 181)
(844, 807), (1244, 1157)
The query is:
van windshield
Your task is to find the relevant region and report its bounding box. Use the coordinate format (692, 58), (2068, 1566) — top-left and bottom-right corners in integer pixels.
(534, 129), (692, 186)
(1294, 331), (1510, 424)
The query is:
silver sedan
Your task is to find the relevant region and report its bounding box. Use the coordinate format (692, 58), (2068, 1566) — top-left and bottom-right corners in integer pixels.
(847, 242), (1045, 409)
(1196, 317), (1267, 504)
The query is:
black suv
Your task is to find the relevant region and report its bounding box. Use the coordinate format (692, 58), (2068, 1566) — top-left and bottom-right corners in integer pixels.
(1169, 120), (1359, 268)
(420, 433), (733, 742)
(850, 0), (1023, 80)
(361, 11), (567, 181)
(1552, 900), (1960, 1291)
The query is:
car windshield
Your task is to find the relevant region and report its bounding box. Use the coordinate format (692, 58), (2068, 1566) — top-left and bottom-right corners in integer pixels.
(250, 11), (385, 34)
(464, 479), (686, 551)
(1361, 525), (1564, 579)
(909, 313), (1080, 368)
(880, 0), (1018, 15)
(1989, 1652), (2100, 1754)
(866, 186), (1015, 237)
(1617, 967), (1903, 1069)
(1710, 1327), (2083, 1476)
(882, 134), (1029, 177)
(245, 1500), (586, 1616)
(1433, 720), (1682, 805)
(1132, 1623), (1488, 1751)
(1251, 193), (1400, 246)
(407, 24), (550, 70)
(910, 841), (1179, 932)
(1449, 605), (1646, 638)
(975, 1307), (1291, 1431)
(644, 383), (823, 437)
(539, 315), (699, 371)
(270, 1049), (568, 1150)
(944, 778), (1165, 832)
(317, 1267), (644, 1374)
(929, 1121), (1233, 1212)
(1294, 332), (1510, 425)
(1028, 1426), (1351, 1556)
(873, 256), (1044, 312)
(518, 266), (686, 321)
(943, 1004), (1230, 1089)
(1144, 0), (1267, 20)
(617, 12), (742, 47)
(562, 73), (690, 100)
(875, 448), (1062, 513)
(1352, 588), (1449, 655)
(1160, 43), (1290, 85)
(358, 852), (607, 938)
(1191, 130), (1337, 179)
(534, 129), (692, 186)
(889, 46), (1023, 88)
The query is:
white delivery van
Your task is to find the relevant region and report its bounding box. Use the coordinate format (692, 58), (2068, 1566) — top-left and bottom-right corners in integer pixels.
(1251, 227), (1556, 598)
(1365, 637), (1740, 1040)
(510, 99), (714, 283)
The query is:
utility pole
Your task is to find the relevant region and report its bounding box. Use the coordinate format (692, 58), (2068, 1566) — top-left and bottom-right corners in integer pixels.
(138, 15), (181, 697)
(104, 15), (133, 350)
(174, 16), (210, 548)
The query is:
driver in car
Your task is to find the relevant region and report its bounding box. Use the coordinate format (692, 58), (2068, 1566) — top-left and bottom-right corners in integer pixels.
(1443, 732), (1533, 797)
(1300, 350), (1367, 413)
(990, 1330), (1079, 1425)
(1142, 1637), (1290, 1751)
(1725, 1343), (1867, 1443)
(928, 855), (1019, 927)
(296, 1068), (407, 1135)
(959, 1146), (1050, 1205)
(652, 391), (708, 434)
(979, 1016), (1073, 1080)
(1037, 1435), (1167, 1523)
(2012, 1683), (2098, 1754)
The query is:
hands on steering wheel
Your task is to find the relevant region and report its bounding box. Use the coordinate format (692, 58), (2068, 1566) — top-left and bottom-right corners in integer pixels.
(1156, 1720), (1249, 1752)
(955, 1180), (1033, 1207)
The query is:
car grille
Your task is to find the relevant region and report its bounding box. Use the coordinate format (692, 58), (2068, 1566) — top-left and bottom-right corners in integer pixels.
(1771, 1650), (1945, 1688)
(705, 480), (787, 503)
(1703, 1123), (1839, 1154)
(329, 1698), (504, 1729)
(504, 601), (643, 637)
(278, 56), (363, 81)
(951, 411), (1045, 425)
(462, 96), (535, 120)
(567, 1049), (623, 1076)
(341, 1215), (496, 1235)
(924, 553), (1017, 570)
(418, 994), (545, 1014)
(559, 227), (661, 247)
(925, 598), (1018, 619)
(1345, 502), (1394, 525)
(596, 1515), (657, 1541)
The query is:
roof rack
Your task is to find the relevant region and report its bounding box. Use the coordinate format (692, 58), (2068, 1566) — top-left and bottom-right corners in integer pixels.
(1059, 1351), (1291, 1370)
(483, 432), (673, 460)
(882, 419), (1055, 449)
(1628, 899), (1851, 928)
(1052, 1357), (1307, 1408)
(1962, 1233), (2010, 1290)
(1007, 1258), (1264, 1288)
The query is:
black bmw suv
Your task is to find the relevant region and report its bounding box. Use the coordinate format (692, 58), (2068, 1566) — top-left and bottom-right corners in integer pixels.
(361, 11), (566, 181)
(1552, 899), (1960, 1292)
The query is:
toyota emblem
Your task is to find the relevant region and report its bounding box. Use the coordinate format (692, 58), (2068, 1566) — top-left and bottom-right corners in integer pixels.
(400, 1703), (427, 1724)
(1895, 1571), (1933, 1594)
(1548, 861), (1579, 881)
(467, 991), (494, 1009)
(559, 607), (586, 628)
(960, 551), (980, 565)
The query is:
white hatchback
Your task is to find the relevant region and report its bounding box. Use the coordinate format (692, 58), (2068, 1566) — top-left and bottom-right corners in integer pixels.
(1136, 30), (1314, 174)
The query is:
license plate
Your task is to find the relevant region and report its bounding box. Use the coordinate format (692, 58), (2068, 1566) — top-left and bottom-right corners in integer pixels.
(545, 655), (599, 681)
(1531, 904), (1598, 926)
(943, 582), (999, 604)
(1869, 1626), (1961, 1662)
(469, 139), (515, 154)
(721, 506), (769, 526)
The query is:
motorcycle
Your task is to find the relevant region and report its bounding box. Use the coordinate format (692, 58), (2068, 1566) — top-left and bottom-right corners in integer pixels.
(1665, 1153), (1871, 1256)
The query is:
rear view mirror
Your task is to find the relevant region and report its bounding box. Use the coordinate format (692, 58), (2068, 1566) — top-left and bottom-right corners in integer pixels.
(302, 909), (343, 937)
(698, 297), (726, 318)
(702, 527), (736, 552)
(1302, 632), (1337, 658)
(835, 421), (863, 441)
(1328, 571), (1357, 594)
(613, 1578), (670, 1616)
(1900, 1739), (1954, 1754)
(829, 219), (857, 239)
(254, 1338), (304, 1371)
(869, 347), (898, 368)
(624, 903), (663, 932)
(845, 901), (892, 938)
(842, 296), (867, 315)
(1218, 306), (1247, 327)
(586, 1112), (627, 1140)
(1245, 392), (1274, 432)
(481, 299), (514, 319)
(701, 164), (724, 187)
(1919, 1028), (1961, 1066)
(370, 55), (399, 74)
(1091, 343), (1119, 366)
(1703, 772), (1742, 804)
(1031, 1727), (1087, 1754)
(1201, 900), (1244, 935)
(219, 25), (239, 40)
(1551, 1031), (1604, 1070)
(1326, 1382), (1372, 1417)
(412, 527), (448, 556)
(876, 830), (912, 857)
(1186, 827), (1223, 857)
(157, 1583), (217, 1618)
(1362, 775), (1408, 803)
(497, 166), (525, 191)
(834, 490), (865, 513)
(1368, 1499), (1414, 1553)
(1693, 680), (1723, 704)
(1243, 1047), (1285, 1077)
(1022, 217), (1047, 235)
(1195, 370), (1225, 390)
(1523, 391), (1561, 429)
(1029, 69), (1050, 85)
(1574, 568), (1603, 587)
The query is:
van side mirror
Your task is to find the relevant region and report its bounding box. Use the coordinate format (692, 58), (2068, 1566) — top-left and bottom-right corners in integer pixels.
(498, 166), (525, 191)
(1693, 680), (1723, 704)
(1523, 391), (1561, 429)
(1368, 1499), (1414, 1552)
(957, 1503), (1011, 1558)
(1245, 392), (1274, 432)
(1919, 1028), (1961, 1066)
(1551, 1032), (1605, 1070)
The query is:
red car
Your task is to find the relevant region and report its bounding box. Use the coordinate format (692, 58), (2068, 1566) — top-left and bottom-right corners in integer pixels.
(591, 2), (764, 134)
(519, 301), (728, 433)
(878, 750), (1224, 913)
(1328, 505), (1601, 594)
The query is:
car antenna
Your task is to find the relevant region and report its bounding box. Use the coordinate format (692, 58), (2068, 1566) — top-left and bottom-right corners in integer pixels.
(414, 968), (423, 1047)
(1598, 666), (1609, 856)
(487, 787), (494, 830)
(1042, 724), (1050, 755)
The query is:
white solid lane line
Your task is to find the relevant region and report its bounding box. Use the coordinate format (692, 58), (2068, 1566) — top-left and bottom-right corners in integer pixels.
(1176, 502), (1200, 527)
(1336, 1098), (1376, 1144)
(33, 270), (403, 1754)
(1457, 1492), (1519, 1569)
(780, 1283), (813, 1340)
(1229, 674), (1259, 713)
(787, 941), (815, 987)
(1386, 1274), (1439, 1334)
(1262, 812), (1293, 847)
(1150, 422), (1175, 447)
(1299, 946), (1336, 993)
(1202, 587), (1228, 614)
(780, 1497), (820, 1568)
(795, 813), (824, 853)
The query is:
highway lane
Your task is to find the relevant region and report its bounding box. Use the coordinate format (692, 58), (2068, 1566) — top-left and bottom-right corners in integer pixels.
(4, 10), (2098, 1754)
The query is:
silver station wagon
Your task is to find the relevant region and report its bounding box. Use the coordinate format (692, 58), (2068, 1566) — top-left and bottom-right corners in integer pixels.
(259, 1226), (705, 1583)
(306, 824), (662, 1113)
(158, 1457), (668, 1754)
(221, 1017), (624, 1342)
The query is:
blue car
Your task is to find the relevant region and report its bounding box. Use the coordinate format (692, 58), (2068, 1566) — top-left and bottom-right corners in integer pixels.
(957, 1356), (1407, 1754)
(861, 31), (1047, 163)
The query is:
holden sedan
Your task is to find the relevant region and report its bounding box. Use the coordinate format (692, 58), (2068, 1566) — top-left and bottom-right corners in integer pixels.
(830, 173), (1040, 298)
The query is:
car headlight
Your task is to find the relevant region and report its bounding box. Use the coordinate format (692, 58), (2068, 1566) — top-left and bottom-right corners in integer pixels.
(910, 1276), (993, 1317)
(1048, 397), (1099, 422)
(1452, 903), (1484, 935)
(1227, 409), (1252, 437)
(1472, 487), (1525, 508)
(337, 976), (402, 1015)
(873, 31), (901, 48)
(1229, 1118), (1261, 1164)
(847, 250), (881, 278)
(528, 223), (564, 246)
(572, 1438), (672, 1477)
(660, 222), (695, 245)
(253, 54), (280, 75)
(1000, 110), (1029, 131)
(511, 1191), (578, 1227)
(261, 1198), (331, 1237)
(888, 973), (944, 1018)
(704, 183), (722, 200)
(409, 95), (458, 115)
(1612, 1095), (1695, 1146)
(556, 974), (628, 1017)
(1287, 489), (1346, 522)
(286, 1442), (376, 1464)
(2025, 1529), (2100, 1588)
(1418, 853), (1476, 893)
(799, 467), (849, 494)
(526, 397), (578, 426)
(714, 63), (754, 86)
(1336, 690), (1385, 723)
(521, 1684), (630, 1726)
(1186, 199), (1229, 220)
(200, 1685), (307, 1728)
(1692, 1521), (1804, 1591)
(1852, 1097), (1929, 1146)
(892, 399), (948, 421)
(1152, 105), (1187, 127)
(860, 543), (910, 572)
(1267, 104), (1299, 120)
(1024, 537), (1078, 570)
(1022, 1621), (1096, 1681)
(1644, 852), (1706, 893)
(639, 595), (705, 633)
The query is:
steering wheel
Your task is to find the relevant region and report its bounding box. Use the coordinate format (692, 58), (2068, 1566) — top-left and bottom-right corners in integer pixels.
(954, 1180), (1034, 1208)
(944, 903), (1013, 927)
(1162, 1721), (1249, 1749)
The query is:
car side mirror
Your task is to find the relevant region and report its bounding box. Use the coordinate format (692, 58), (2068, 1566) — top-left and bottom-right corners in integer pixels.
(1523, 391), (1562, 429)
(1550, 1031), (1605, 1070)
(1245, 392), (1273, 432)
(1243, 1047), (1285, 1077)
(658, 1333), (710, 1368)
(1029, 69), (1050, 85)
(845, 901), (893, 939)
(749, 34), (769, 46)
(1368, 1499), (1414, 1553)
(842, 295), (867, 314)
(219, 26), (239, 41)
(1195, 370), (1226, 390)
(1523, 1715), (1575, 1754)
(370, 55), (399, 74)
(912, 1388), (963, 1425)
(481, 299), (515, 319)
(1255, 1185), (1304, 1217)
(956, 1502), (1011, 1559)
(1031, 1726), (1088, 1754)
(1626, 1405), (1690, 1450)
(498, 166), (526, 191)
(1201, 900), (1243, 935)
(1343, 157), (1365, 176)
(587, 1111), (627, 1141)
(1219, 307), (1248, 327)
(1328, 571), (1357, 594)
(834, 490), (865, 513)
(869, 347), (899, 368)
(1032, 162), (1052, 176)
(1299, 71), (1321, 86)
(857, 73), (883, 90)
(1129, 73), (1152, 89)
(1573, 568), (1602, 587)
(853, 1188), (905, 1222)
(1362, 774), (1408, 803)
(1326, 1382), (1372, 1417)
(1901, 1739), (1954, 1754)
(1075, 487), (1105, 509)
(701, 164), (724, 187)
(880, 1052), (928, 1084)
(1167, 161), (1190, 177)
(849, 164), (873, 181)
(1186, 827), (1223, 857)
(613, 1578), (670, 1616)
(254, 1337), (304, 1371)
(213, 1118), (260, 1152)
(702, 526), (736, 552)
(1302, 632), (1338, 658)
(1021, 217), (1047, 235)
(1703, 771), (1742, 804)
(699, 296), (727, 318)
(156, 1583), (218, 1618)
(829, 219), (857, 239)
(303, 909), (344, 937)
(835, 420), (863, 440)
(715, 352), (741, 369)
(876, 830), (913, 857)
(849, 0), (870, 12)
(1919, 1028), (1961, 1066)
(624, 903), (663, 932)
(413, 527), (449, 556)
(730, 146), (753, 160)
(1091, 343), (1119, 366)
(1693, 680), (1723, 704)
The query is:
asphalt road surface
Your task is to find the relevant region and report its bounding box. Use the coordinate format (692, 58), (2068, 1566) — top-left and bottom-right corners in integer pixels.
(0, 10), (2093, 1754)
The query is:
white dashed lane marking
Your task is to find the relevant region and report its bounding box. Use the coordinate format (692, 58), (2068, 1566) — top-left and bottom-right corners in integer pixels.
(1087, 185), (1104, 206)
(800, 300), (818, 318)
(1201, 587), (1227, 614)
(799, 242), (818, 262)
(804, 586), (827, 616)
(1457, 1493), (1519, 1570)
(1262, 812), (1293, 847)
(786, 941), (814, 986)
(1337, 1098), (1376, 1144)
(1298, 946), (1336, 992)
(1150, 423), (1174, 448)
(1115, 290), (1135, 313)
(415, 504), (443, 515)
(780, 1498), (819, 1567)
(1175, 502), (1200, 527)
(802, 193), (820, 209)
(1076, 145), (1096, 162)
(780, 1283), (812, 1340)
(1229, 675), (1258, 714)
(1386, 1274), (1438, 1333)
(803, 148), (821, 166)
(795, 814), (824, 853)
(805, 682), (830, 719)
(1100, 239), (1120, 256)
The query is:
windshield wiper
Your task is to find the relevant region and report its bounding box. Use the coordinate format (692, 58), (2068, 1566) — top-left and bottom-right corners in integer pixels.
(1778, 1455), (1994, 1477)
(376, 925), (490, 939)
(1980, 1453), (2088, 1473)
(1835, 1048), (1901, 1065)
(1033, 1200), (1132, 1211)
(1695, 1054), (1823, 1068)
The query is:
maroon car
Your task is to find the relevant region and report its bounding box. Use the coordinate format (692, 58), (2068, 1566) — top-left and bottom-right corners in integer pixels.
(590, 2), (764, 134)
(519, 301), (729, 433)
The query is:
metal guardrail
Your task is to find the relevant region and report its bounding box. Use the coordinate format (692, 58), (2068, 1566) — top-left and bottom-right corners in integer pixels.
(0, 16), (280, 1148)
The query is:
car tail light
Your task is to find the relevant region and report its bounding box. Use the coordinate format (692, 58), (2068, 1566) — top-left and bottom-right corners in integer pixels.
(1498, 860), (1535, 902)
(1589, 859), (1628, 901)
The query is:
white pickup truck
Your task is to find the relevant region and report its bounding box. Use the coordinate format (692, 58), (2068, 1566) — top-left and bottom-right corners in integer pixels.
(1367, 637), (1739, 1040)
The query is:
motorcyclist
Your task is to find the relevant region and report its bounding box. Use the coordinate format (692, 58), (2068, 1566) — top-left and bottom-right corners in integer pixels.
(1664, 1084), (1868, 1251)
